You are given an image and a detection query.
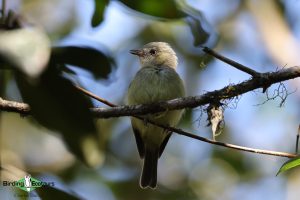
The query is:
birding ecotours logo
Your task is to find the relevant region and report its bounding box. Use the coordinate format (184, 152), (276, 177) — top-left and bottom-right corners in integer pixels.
(16, 174), (42, 192)
(2, 174), (55, 193)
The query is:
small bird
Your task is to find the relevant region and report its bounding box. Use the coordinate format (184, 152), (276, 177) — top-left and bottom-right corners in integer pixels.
(127, 42), (185, 189)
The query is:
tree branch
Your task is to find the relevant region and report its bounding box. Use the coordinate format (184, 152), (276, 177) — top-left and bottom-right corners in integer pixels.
(0, 90), (297, 158)
(130, 113), (296, 158)
(75, 85), (117, 107)
(91, 65), (300, 118)
(1, 48), (299, 159)
(202, 47), (261, 77)
(296, 125), (300, 154)
(0, 97), (30, 114)
(1, 66), (300, 118)
(75, 87), (298, 158)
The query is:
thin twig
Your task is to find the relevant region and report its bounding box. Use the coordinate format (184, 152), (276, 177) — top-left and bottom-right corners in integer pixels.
(91, 65), (300, 118)
(1, 65), (300, 118)
(0, 97), (30, 115)
(296, 125), (300, 154)
(1, 48), (300, 158)
(156, 122), (296, 158)
(202, 47), (261, 77)
(75, 86), (117, 107)
(76, 86), (297, 159)
(254, 82), (295, 107)
(1, 92), (296, 158)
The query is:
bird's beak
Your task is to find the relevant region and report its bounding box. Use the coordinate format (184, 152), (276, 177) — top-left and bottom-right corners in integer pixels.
(130, 49), (144, 57)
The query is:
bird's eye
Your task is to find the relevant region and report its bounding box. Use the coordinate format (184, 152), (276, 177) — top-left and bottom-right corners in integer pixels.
(149, 49), (156, 55)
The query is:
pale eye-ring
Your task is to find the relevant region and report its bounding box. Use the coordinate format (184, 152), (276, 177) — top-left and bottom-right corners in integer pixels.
(149, 49), (156, 55)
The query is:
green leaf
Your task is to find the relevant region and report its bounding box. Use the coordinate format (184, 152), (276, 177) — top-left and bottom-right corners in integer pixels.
(276, 156), (300, 176)
(51, 46), (113, 79)
(0, 28), (51, 77)
(36, 185), (82, 200)
(92, 0), (109, 27)
(177, 1), (217, 47)
(119, 0), (184, 19)
(186, 16), (210, 46)
(16, 68), (103, 167)
(182, 5), (211, 46)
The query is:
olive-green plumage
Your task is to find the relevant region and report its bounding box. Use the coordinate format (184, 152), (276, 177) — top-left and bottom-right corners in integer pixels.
(127, 42), (185, 189)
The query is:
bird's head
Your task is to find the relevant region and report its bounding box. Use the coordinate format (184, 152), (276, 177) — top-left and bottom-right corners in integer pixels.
(130, 42), (178, 68)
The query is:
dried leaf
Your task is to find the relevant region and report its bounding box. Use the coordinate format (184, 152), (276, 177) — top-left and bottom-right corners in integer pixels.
(207, 104), (225, 140)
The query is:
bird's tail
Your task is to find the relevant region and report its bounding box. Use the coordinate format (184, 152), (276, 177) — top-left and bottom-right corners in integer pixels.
(140, 149), (159, 189)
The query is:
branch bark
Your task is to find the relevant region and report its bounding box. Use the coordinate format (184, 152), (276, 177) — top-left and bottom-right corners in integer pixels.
(76, 86), (298, 158)
(1, 48), (299, 159)
(91, 65), (300, 118)
(0, 97), (30, 114)
(1, 97), (297, 158)
(134, 115), (297, 158)
(202, 47), (261, 77)
(1, 66), (300, 118)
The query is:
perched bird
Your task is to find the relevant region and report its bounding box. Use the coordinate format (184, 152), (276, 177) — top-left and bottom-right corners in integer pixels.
(127, 42), (185, 189)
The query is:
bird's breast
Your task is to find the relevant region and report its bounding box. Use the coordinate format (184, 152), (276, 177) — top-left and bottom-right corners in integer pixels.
(128, 66), (185, 105)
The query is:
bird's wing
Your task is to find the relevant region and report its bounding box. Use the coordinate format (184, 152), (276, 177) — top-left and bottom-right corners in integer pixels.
(159, 131), (172, 157)
(132, 125), (145, 158)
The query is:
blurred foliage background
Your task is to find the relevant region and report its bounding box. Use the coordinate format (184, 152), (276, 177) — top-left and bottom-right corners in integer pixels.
(1, 0), (300, 199)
